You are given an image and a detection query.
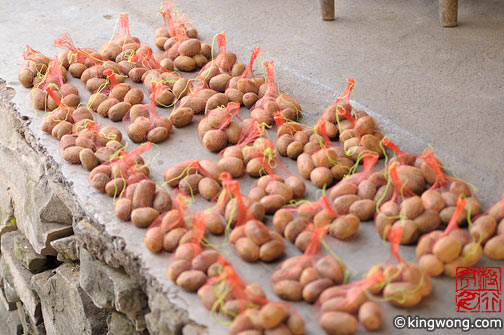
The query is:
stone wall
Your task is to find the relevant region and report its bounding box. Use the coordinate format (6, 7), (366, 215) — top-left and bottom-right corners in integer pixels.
(0, 80), (205, 335)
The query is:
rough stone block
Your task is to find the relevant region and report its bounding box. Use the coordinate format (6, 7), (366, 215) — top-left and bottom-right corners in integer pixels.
(80, 248), (146, 320)
(12, 231), (47, 273)
(107, 312), (147, 335)
(145, 286), (186, 335)
(16, 301), (46, 335)
(3, 279), (20, 304)
(50, 235), (79, 262)
(0, 294), (22, 335)
(32, 263), (109, 335)
(0, 285), (17, 311)
(1, 232), (42, 326)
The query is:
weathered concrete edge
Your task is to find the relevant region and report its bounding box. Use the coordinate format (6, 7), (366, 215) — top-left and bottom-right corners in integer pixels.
(0, 78), (206, 333)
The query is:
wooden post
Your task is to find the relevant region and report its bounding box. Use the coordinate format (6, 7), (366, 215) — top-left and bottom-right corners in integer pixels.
(320, 0), (335, 21)
(439, 0), (458, 27)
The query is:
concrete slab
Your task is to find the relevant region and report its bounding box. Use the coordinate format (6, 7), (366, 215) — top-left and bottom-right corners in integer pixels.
(0, 1), (503, 334)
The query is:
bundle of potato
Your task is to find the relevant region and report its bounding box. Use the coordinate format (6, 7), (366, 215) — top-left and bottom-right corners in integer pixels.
(99, 14), (142, 62)
(252, 61), (302, 125)
(29, 58), (78, 111)
(247, 174), (305, 215)
(364, 261), (433, 311)
(373, 164), (440, 245)
(271, 255), (345, 304)
(224, 47), (264, 108)
(199, 103), (242, 152)
(228, 219), (285, 263)
(143, 207), (213, 254)
(415, 149), (481, 226)
(484, 196), (504, 260)
(228, 301), (305, 335)
(155, 1), (199, 47)
(338, 113), (386, 161)
(18, 46), (51, 88)
(167, 247), (220, 293)
(318, 283), (383, 334)
(416, 198), (483, 277)
(60, 121), (124, 171)
(163, 159), (225, 202)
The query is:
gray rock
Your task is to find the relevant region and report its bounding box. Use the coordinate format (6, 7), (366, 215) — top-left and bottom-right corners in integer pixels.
(3, 279), (20, 304)
(1, 232), (42, 326)
(50, 235), (79, 262)
(80, 248), (146, 320)
(12, 231), (47, 273)
(0, 286), (17, 311)
(31, 263), (109, 335)
(16, 302), (46, 335)
(107, 312), (147, 335)
(145, 287), (186, 335)
(0, 294), (22, 335)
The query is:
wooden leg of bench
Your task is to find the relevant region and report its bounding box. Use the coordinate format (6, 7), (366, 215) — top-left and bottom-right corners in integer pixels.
(439, 0), (458, 27)
(320, 0), (335, 21)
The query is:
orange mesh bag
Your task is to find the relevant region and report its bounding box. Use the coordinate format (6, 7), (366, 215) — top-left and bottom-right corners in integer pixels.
(18, 45), (50, 89)
(271, 223), (346, 304)
(416, 197), (483, 278)
(200, 103), (241, 152)
(416, 148), (481, 227)
(224, 47), (262, 108)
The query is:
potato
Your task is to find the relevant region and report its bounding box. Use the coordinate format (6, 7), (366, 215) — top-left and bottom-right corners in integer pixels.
(484, 234), (504, 260)
(176, 270), (207, 292)
(299, 267), (319, 286)
(297, 153), (315, 179)
(358, 301), (382, 331)
(384, 282), (422, 307)
(132, 179), (156, 209)
(105, 178), (126, 197)
(243, 220), (270, 245)
(272, 209), (294, 234)
(63, 146), (83, 164)
(302, 278), (333, 303)
(433, 235), (462, 263)
(258, 303), (288, 329)
(329, 182), (357, 201)
(349, 199), (376, 221)
(440, 206), (467, 224)
(460, 242), (482, 266)
(330, 214), (360, 239)
(218, 156), (244, 178)
(284, 176), (305, 199)
(284, 219), (307, 242)
(114, 198), (132, 221)
(399, 196), (424, 220)
(286, 314), (305, 335)
(260, 195), (287, 215)
(418, 254), (444, 277)
(414, 210), (441, 234)
(265, 181), (293, 203)
(310, 167), (333, 188)
(235, 237), (259, 262)
(191, 250), (219, 273)
(315, 256), (345, 284)
(179, 174), (203, 195)
(162, 228), (186, 252)
(449, 181), (472, 197)
(470, 215), (497, 244)
(273, 280), (303, 301)
(144, 227), (163, 253)
(320, 311), (357, 335)
(170, 107), (194, 128)
(333, 194), (360, 214)
(229, 314), (254, 335)
(167, 259), (191, 282)
(131, 207), (160, 228)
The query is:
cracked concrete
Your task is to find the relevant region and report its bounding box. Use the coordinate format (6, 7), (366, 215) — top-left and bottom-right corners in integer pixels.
(0, 0), (503, 334)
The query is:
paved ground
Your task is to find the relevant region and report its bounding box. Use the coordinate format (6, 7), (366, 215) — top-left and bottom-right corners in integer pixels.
(0, 0), (503, 334)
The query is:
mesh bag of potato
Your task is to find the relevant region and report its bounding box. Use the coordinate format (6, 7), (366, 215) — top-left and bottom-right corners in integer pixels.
(18, 46), (50, 89)
(200, 103), (242, 152)
(416, 197), (483, 278)
(271, 230), (347, 304)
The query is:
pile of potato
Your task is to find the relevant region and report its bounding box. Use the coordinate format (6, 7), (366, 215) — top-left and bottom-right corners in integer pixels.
(272, 255), (345, 303)
(247, 175), (305, 215)
(228, 301), (305, 335)
(329, 167), (385, 223)
(228, 219), (285, 263)
(319, 294), (382, 334)
(143, 208), (212, 254)
(199, 104), (242, 152)
(18, 46), (51, 88)
(163, 160), (224, 200)
(416, 198), (483, 277)
(366, 262), (432, 308)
